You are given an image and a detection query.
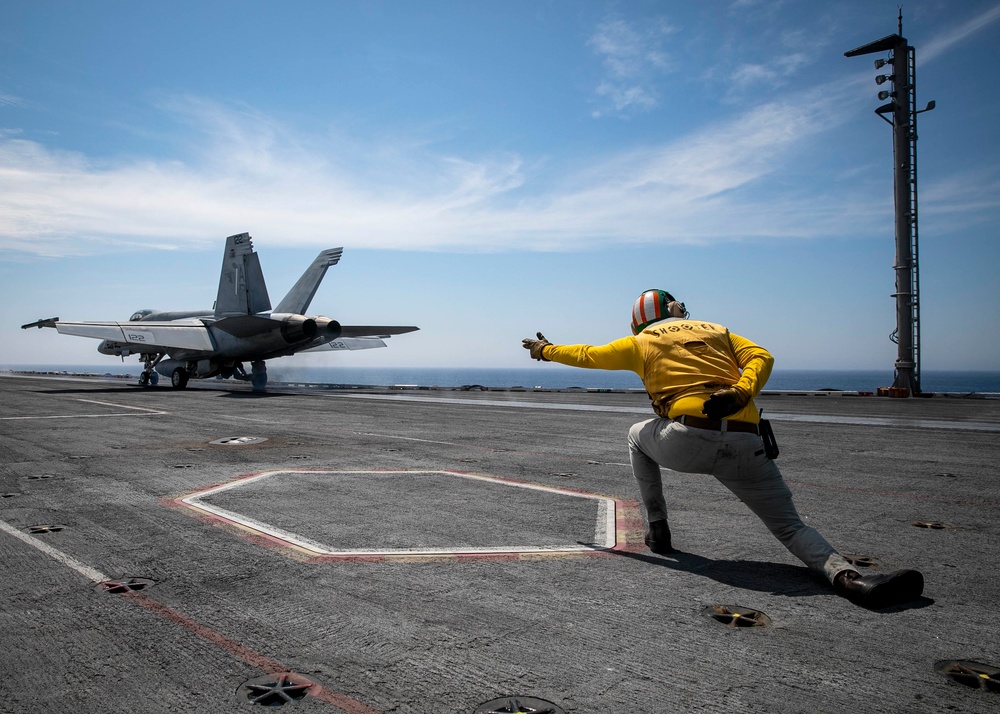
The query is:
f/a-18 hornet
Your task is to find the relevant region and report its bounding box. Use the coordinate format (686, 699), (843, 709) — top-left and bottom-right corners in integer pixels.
(22, 232), (419, 391)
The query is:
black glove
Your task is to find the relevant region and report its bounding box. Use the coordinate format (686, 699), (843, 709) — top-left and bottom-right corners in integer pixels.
(702, 387), (748, 420)
(521, 332), (551, 361)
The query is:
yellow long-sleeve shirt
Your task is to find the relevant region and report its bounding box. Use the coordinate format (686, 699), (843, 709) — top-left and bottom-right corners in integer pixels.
(541, 319), (773, 423)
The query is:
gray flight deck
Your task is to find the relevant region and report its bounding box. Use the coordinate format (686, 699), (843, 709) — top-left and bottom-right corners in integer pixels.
(1, 372), (998, 713)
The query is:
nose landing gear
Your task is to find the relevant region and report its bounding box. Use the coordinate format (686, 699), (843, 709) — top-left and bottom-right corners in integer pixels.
(139, 354), (164, 388)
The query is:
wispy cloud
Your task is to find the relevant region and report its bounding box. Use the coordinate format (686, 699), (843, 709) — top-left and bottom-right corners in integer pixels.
(1, 3), (996, 260)
(588, 17), (675, 117)
(0, 86), (869, 257)
(921, 2), (1000, 62)
(728, 52), (809, 93)
(0, 92), (27, 108)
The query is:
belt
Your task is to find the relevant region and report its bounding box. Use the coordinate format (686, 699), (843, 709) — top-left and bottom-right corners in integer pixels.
(675, 415), (759, 434)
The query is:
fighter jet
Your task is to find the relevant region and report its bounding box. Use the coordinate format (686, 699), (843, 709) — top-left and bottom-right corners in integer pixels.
(21, 232), (419, 391)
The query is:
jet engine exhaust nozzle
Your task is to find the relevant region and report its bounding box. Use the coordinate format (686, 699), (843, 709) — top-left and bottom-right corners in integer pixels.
(276, 314), (318, 343)
(313, 317), (342, 341)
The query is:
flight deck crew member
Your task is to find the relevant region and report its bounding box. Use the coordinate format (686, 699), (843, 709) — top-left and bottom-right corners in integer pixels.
(522, 288), (924, 608)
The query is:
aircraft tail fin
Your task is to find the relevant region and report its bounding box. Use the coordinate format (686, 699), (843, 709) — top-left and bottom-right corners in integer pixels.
(273, 247), (344, 315)
(214, 233), (272, 317)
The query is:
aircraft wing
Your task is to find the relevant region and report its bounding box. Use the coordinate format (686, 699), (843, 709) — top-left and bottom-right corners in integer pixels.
(302, 337), (388, 352)
(50, 320), (215, 351)
(339, 326), (419, 337)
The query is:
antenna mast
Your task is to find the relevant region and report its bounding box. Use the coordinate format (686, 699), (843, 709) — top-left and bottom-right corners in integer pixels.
(844, 10), (935, 396)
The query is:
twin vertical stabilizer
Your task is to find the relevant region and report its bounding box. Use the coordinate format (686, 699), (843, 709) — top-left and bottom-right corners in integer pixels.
(214, 233), (272, 317)
(273, 247), (343, 315)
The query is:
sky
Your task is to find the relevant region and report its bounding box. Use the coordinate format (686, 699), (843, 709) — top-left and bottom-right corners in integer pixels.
(2, 0), (999, 373)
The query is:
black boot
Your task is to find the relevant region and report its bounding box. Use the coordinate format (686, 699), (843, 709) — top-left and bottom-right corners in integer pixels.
(834, 569), (924, 608)
(644, 520), (673, 554)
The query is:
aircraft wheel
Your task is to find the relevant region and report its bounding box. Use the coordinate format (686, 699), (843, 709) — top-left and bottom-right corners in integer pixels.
(138, 372), (150, 387)
(171, 367), (189, 389)
(150, 371), (159, 386)
(250, 360), (267, 392)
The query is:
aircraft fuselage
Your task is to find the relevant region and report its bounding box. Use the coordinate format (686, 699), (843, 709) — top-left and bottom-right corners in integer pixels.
(98, 311), (343, 376)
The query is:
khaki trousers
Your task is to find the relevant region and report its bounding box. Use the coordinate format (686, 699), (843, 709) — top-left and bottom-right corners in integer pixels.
(627, 418), (854, 584)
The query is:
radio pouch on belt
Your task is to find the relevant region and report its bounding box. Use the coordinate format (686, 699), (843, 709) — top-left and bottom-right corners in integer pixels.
(759, 410), (779, 460)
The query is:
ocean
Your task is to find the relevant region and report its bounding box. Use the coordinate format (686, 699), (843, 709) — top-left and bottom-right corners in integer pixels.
(3, 364), (999, 394)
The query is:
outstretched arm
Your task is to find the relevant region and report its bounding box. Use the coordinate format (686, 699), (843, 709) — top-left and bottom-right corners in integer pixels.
(522, 333), (643, 374)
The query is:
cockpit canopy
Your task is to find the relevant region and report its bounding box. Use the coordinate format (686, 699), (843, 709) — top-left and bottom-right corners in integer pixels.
(129, 309), (154, 322)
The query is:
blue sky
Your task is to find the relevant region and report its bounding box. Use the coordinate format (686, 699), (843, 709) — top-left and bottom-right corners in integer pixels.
(2, 0), (998, 372)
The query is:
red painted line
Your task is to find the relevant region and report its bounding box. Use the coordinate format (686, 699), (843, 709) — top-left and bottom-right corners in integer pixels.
(124, 591), (383, 714)
(616, 518), (645, 528)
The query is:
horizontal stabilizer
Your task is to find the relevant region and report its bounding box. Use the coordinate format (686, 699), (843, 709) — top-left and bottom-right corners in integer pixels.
(339, 325), (419, 338)
(273, 247), (344, 315)
(303, 337), (388, 352)
(20, 317), (60, 329)
(53, 320), (215, 351)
